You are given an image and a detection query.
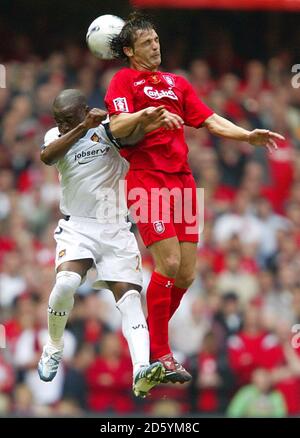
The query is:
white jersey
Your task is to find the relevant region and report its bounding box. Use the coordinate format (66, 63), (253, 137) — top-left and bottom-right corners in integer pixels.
(43, 122), (129, 220)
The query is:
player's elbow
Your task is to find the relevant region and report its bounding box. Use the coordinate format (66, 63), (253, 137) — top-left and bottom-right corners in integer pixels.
(206, 124), (222, 137)
(40, 149), (54, 166)
(204, 113), (227, 136)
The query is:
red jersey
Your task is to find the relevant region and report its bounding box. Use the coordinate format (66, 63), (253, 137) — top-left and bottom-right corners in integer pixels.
(105, 68), (214, 173)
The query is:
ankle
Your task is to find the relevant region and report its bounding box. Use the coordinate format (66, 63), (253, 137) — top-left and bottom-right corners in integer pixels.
(48, 338), (64, 351)
(133, 363), (149, 376)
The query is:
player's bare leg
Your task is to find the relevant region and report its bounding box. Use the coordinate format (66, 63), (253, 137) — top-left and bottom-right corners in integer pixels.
(108, 281), (165, 398)
(38, 259), (93, 382)
(161, 241), (197, 383)
(147, 237), (193, 383)
(170, 242), (197, 319)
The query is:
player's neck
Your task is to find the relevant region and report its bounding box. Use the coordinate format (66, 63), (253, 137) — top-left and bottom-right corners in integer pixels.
(129, 60), (158, 72)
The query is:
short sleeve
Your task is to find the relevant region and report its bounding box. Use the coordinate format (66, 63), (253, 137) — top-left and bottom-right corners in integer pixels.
(42, 127), (60, 149)
(180, 77), (214, 128)
(96, 122), (122, 150)
(105, 69), (134, 116)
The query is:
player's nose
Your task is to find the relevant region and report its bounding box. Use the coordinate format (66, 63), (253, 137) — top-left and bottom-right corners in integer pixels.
(152, 41), (159, 51)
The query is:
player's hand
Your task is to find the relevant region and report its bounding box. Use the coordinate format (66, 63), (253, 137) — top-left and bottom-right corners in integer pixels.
(160, 108), (184, 130)
(141, 106), (184, 133)
(141, 106), (166, 133)
(248, 129), (285, 153)
(82, 108), (107, 129)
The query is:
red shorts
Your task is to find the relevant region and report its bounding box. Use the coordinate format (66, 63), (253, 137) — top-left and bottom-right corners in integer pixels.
(125, 169), (199, 247)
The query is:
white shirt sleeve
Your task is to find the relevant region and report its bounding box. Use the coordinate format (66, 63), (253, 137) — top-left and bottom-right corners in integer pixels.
(98, 121), (121, 149)
(41, 127), (60, 149)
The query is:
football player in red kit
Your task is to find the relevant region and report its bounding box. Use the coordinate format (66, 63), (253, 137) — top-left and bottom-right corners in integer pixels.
(105, 12), (284, 384)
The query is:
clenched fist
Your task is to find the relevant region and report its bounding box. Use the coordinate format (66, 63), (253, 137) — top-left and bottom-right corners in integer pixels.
(82, 108), (107, 129)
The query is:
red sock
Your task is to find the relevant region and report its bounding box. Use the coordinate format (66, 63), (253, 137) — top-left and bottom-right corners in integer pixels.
(146, 271), (175, 360)
(169, 285), (187, 320)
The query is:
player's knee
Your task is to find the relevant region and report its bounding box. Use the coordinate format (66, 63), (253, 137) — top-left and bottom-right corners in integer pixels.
(49, 271), (81, 312)
(111, 282), (142, 301)
(54, 271), (82, 299)
(160, 255), (180, 278)
(176, 271), (196, 289)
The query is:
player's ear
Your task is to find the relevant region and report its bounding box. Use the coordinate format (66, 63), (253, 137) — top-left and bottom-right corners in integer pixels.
(123, 46), (133, 58)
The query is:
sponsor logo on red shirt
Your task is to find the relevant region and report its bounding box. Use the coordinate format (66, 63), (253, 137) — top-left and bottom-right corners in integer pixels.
(133, 79), (146, 87)
(143, 86), (178, 100)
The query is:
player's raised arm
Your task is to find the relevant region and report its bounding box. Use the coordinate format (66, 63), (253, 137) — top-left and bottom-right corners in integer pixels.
(41, 123), (87, 166)
(41, 89), (107, 165)
(203, 113), (285, 153)
(41, 108), (107, 165)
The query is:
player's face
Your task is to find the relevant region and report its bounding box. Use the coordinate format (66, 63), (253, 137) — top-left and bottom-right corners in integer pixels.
(130, 29), (161, 71)
(54, 106), (87, 134)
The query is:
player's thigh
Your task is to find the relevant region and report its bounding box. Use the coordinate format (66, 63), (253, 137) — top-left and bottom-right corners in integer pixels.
(54, 218), (96, 274)
(173, 173), (199, 243)
(126, 169), (178, 248)
(94, 222), (143, 290)
(135, 218), (178, 249)
(57, 258), (93, 278)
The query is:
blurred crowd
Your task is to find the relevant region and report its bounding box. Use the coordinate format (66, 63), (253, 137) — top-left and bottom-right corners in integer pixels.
(1, 37), (300, 417)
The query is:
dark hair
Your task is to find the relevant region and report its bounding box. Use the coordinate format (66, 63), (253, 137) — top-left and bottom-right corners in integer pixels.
(110, 11), (155, 60)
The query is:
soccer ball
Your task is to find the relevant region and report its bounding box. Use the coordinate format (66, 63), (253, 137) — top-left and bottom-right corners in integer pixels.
(86, 14), (125, 60)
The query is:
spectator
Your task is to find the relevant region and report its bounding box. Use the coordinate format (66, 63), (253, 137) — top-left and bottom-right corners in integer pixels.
(62, 343), (95, 410)
(216, 250), (259, 305)
(212, 292), (243, 349)
(195, 331), (234, 414)
(227, 368), (287, 417)
(85, 332), (134, 413)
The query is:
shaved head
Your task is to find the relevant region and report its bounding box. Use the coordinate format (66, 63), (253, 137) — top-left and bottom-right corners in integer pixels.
(53, 89), (86, 114)
(53, 89), (88, 134)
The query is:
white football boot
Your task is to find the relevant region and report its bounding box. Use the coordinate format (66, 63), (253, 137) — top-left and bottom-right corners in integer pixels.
(38, 345), (63, 382)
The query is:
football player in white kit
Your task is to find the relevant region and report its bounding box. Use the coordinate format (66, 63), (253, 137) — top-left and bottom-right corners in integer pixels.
(37, 89), (182, 397)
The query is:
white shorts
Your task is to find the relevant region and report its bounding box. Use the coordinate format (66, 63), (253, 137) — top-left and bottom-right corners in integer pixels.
(54, 216), (143, 289)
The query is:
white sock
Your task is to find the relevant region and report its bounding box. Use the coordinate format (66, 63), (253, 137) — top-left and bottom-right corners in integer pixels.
(47, 271), (81, 350)
(116, 290), (150, 376)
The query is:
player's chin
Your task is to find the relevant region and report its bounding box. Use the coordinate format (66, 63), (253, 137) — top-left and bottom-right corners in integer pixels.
(152, 56), (161, 67)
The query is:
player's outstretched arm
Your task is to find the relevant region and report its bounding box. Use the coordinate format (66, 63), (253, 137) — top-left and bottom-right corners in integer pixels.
(204, 113), (285, 153)
(41, 108), (107, 165)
